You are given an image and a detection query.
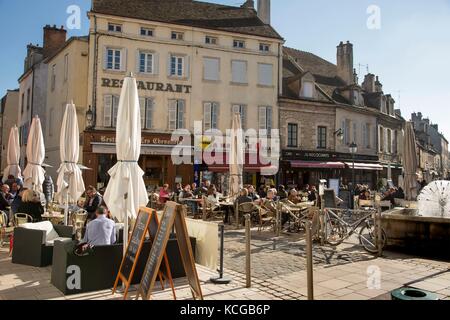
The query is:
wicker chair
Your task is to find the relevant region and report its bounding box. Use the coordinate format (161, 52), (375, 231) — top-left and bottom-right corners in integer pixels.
(256, 204), (276, 232)
(237, 202), (258, 226)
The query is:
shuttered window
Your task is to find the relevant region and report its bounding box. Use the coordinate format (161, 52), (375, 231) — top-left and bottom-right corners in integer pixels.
(287, 123), (298, 148)
(168, 100), (185, 130)
(232, 104), (247, 130)
(231, 60), (247, 84)
(318, 126), (327, 149)
(258, 63), (273, 86)
(139, 97), (154, 129)
(203, 102), (219, 131)
(203, 57), (220, 81)
(104, 95), (119, 128)
(259, 106), (273, 131)
(139, 52), (154, 74)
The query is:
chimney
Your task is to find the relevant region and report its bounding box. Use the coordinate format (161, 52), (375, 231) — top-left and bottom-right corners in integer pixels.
(257, 0), (271, 25)
(241, 0), (255, 9)
(43, 24), (67, 58)
(353, 69), (359, 84)
(375, 76), (383, 93)
(337, 41), (354, 85)
(362, 73), (376, 93)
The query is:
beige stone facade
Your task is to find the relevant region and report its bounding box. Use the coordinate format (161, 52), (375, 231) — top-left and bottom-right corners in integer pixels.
(44, 37), (89, 180)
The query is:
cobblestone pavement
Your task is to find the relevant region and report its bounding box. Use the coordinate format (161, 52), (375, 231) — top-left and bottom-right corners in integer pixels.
(221, 226), (450, 300)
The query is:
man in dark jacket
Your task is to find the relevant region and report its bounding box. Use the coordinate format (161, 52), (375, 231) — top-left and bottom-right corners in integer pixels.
(42, 172), (54, 208)
(84, 186), (103, 223)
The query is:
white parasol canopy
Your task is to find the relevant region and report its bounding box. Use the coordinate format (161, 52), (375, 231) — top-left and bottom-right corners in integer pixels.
(23, 117), (45, 193)
(103, 75), (148, 224)
(55, 102), (85, 205)
(229, 112), (244, 199)
(2, 125), (22, 182)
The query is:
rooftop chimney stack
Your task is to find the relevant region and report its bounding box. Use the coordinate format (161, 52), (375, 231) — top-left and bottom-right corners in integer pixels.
(43, 24), (67, 58)
(241, 0), (255, 9)
(362, 73), (376, 93)
(375, 76), (383, 93)
(336, 41), (354, 85)
(257, 0), (271, 25)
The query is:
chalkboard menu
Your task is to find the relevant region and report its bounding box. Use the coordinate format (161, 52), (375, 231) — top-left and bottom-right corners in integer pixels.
(323, 189), (337, 209)
(113, 207), (177, 300)
(139, 202), (203, 301)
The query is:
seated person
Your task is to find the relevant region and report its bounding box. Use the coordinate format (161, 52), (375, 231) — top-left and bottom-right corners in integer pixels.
(308, 186), (318, 203)
(236, 188), (253, 206)
(359, 190), (370, 200)
(158, 184), (171, 204)
(17, 190), (44, 222)
(382, 188), (397, 206)
(84, 186), (103, 224)
(278, 185), (288, 200)
(179, 185), (198, 215)
(262, 189), (290, 226)
(288, 189), (300, 205)
(207, 187), (221, 211)
(247, 185), (260, 202)
(0, 184), (13, 211)
(82, 207), (116, 247)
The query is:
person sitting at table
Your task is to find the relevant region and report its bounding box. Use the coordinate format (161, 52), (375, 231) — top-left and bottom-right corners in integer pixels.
(207, 187), (221, 210)
(11, 188), (26, 215)
(158, 184), (171, 205)
(82, 207), (116, 247)
(0, 184), (13, 211)
(308, 186), (318, 203)
(288, 189), (300, 205)
(10, 182), (21, 199)
(262, 189), (290, 227)
(278, 185), (288, 200)
(174, 183), (183, 198)
(84, 186), (103, 224)
(247, 185), (260, 202)
(17, 190), (44, 222)
(359, 190), (371, 201)
(179, 185), (198, 215)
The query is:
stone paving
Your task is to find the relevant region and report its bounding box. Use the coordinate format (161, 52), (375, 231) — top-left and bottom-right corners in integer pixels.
(0, 228), (449, 300)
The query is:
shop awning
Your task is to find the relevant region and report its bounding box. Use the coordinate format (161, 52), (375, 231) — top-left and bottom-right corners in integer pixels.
(345, 162), (383, 171)
(290, 161), (345, 169)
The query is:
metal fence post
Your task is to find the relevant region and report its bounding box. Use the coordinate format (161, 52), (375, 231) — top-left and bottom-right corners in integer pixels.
(211, 224), (231, 284)
(306, 220), (314, 300)
(245, 214), (251, 288)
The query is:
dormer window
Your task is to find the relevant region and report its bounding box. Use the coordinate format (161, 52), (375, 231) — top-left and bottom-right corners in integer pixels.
(171, 31), (184, 40)
(205, 36), (218, 45)
(108, 23), (122, 33)
(301, 81), (314, 98)
(233, 40), (245, 49)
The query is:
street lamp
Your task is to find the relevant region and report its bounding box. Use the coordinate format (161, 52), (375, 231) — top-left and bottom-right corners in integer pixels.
(86, 105), (95, 130)
(349, 142), (358, 209)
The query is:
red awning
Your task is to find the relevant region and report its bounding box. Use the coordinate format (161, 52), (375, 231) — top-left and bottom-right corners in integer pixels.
(290, 161), (345, 169)
(345, 163), (383, 171)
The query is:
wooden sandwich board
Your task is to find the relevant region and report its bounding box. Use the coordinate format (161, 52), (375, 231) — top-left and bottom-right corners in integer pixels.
(113, 207), (176, 300)
(138, 202), (203, 301)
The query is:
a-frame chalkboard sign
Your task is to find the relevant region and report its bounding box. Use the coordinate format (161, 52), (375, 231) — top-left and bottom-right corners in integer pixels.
(113, 207), (176, 300)
(138, 202), (203, 301)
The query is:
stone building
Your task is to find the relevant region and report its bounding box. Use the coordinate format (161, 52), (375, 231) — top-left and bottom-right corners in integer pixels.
(280, 42), (382, 190)
(43, 36), (89, 180)
(83, 0), (284, 190)
(362, 74), (405, 185)
(17, 25), (67, 168)
(0, 89), (20, 171)
(411, 112), (448, 180)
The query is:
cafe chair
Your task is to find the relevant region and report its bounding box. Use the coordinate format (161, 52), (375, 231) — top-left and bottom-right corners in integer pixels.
(203, 197), (225, 221)
(0, 211), (14, 247)
(256, 205), (276, 233)
(12, 221), (73, 267)
(238, 203), (258, 226)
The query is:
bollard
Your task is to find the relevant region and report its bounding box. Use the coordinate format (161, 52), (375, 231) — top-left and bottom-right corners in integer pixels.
(305, 221), (314, 300)
(245, 214), (251, 288)
(377, 208), (383, 257)
(211, 224), (232, 284)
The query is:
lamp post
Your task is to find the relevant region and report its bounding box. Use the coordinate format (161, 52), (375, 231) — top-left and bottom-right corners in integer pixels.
(85, 105), (95, 130)
(349, 142), (358, 209)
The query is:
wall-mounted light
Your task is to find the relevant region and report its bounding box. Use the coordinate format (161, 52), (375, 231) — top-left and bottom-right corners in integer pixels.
(86, 105), (95, 130)
(334, 128), (344, 141)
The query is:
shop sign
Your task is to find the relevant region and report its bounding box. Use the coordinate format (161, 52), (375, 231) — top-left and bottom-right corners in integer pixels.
(101, 78), (192, 94)
(97, 135), (178, 146)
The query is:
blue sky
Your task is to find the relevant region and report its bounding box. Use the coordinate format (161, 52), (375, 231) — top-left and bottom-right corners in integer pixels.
(1, 0), (450, 137)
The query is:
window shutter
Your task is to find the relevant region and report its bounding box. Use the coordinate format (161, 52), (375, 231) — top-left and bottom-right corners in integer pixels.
(185, 56), (190, 78)
(103, 48), (108, 70)
(153, 53), (159, 75)
(178, 100), (185, 129)
(259, 107), (266, 130)
(267, 107), (273, 132)
(353, 122), (357, 144)
(136, 51), (141, 73)
(378, 125), (381, 152)
(146, 99), (153, 129)
(167, 55), (173, 76)
(384, 128), (388, 153)
(139, 97), (145, 128)
(104, 95), (112, 127)
(112, 96), (119, 128)
(168, 100), (177, 130)
(232, 61), (247, 83)
(212, 103), (219, 129)
(204, 102), (212, 131)
(241, 105), (247, 130)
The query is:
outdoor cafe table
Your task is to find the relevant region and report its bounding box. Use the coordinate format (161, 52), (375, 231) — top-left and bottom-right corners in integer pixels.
(41, 213), (65, 225)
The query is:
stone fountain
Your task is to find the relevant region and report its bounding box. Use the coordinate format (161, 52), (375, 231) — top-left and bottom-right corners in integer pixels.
(381, 181), (450, 257)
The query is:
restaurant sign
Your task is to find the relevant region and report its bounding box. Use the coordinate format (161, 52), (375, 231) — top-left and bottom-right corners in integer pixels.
(101, 78), (192, 94)
(98, 135), (178, 146)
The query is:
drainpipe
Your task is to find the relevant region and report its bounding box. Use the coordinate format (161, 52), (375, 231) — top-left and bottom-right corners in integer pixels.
(92, 14), (99, 125)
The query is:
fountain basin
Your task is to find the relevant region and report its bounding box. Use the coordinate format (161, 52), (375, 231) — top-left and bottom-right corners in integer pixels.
(381, 208), (450, 257)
